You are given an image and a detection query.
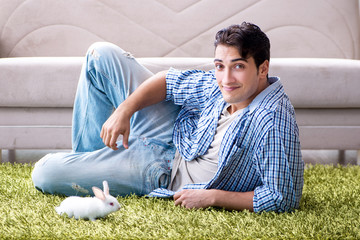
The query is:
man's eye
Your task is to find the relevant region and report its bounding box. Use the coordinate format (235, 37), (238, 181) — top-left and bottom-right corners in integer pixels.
(235, 64), (245, 69)
(215, 64), (224, 70)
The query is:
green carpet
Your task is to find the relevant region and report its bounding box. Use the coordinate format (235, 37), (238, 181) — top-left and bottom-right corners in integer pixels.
(1, 163), (359, 239)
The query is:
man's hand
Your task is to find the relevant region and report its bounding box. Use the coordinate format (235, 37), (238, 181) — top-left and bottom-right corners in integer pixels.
(173, 189), (214, 209)
(100, 106), (131, 150)
(173, 189), (254, 211)
(100, 71), (167, 150)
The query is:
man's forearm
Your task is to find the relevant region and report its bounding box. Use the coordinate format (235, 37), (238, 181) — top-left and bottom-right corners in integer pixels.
(119, 70), (167, 115)
(210, 189), (254, 211)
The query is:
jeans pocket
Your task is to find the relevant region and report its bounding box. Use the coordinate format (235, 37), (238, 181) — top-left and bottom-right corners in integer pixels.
(138, 137), (175, 194)
(142, 160), (170, 194)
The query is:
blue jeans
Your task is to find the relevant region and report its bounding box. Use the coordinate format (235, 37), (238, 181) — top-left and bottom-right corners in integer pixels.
(32, 42), (180, 196)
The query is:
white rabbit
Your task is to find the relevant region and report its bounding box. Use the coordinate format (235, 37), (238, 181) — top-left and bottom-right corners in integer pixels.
(55, 180), (121, 221)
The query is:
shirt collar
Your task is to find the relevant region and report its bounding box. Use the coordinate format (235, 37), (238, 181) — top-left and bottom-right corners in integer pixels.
(247, 76), (280, 113)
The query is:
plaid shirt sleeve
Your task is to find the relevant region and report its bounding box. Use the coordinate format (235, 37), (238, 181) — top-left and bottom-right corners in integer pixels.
(165, 67), (214, 108)
(165, 68), (222, 161)
(252, 98), (304, 212)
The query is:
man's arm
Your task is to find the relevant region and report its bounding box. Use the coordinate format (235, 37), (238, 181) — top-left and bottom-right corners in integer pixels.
(173, 189), (254, 211)
(100, 71), (167, 150)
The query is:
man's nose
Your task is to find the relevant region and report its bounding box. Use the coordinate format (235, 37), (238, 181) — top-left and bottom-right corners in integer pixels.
(222, 69), (234, 84)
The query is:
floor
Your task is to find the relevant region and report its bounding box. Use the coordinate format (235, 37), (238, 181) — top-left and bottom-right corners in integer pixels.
(1, 149), (358, 165)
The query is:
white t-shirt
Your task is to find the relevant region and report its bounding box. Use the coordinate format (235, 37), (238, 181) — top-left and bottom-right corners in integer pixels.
(168, 106), (244, 192)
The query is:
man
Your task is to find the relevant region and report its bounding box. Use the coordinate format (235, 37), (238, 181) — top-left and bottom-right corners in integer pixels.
(32, 22), (304, 213)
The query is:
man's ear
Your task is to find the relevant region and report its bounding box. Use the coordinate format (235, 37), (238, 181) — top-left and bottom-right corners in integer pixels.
(259, 60), (269, 78)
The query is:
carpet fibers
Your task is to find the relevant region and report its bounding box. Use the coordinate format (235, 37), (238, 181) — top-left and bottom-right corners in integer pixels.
(1, 163), (359, 239)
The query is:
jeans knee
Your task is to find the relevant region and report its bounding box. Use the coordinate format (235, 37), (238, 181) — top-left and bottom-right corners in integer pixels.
(31, 154), (58, 194)
(87, 42), (133, 61)
(88, 42), (112, 60)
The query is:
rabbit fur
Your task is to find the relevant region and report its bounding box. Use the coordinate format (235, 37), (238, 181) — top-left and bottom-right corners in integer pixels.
(55, 180), (120, 221)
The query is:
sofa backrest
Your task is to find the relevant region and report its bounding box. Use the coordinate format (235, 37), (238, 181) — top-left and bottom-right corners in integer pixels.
(0, 0), (359, 59)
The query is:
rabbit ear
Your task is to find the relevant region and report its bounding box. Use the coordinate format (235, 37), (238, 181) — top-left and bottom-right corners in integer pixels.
(103, 181), (110, 195)
(92, 187), (106, 201)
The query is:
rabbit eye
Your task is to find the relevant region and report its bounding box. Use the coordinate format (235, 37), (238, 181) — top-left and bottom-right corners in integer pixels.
(110, 202), (114, 206)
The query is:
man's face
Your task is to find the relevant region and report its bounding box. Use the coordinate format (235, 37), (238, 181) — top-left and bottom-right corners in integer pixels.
(214, 44), (269, 113)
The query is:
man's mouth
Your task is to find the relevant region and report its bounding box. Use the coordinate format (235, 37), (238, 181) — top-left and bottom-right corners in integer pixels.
(222, 86), (239, 92)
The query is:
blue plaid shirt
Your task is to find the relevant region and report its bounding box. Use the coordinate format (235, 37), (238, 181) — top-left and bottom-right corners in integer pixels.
(149, 68), (304, 213)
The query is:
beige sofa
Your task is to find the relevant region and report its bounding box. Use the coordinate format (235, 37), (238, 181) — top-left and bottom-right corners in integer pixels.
(1, 0), (360, 163)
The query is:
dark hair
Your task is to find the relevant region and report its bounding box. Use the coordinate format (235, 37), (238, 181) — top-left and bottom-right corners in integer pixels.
(214, 22), (270, 69)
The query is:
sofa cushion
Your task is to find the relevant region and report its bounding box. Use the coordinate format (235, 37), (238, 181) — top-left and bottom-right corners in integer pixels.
(0, 57), (81, 108)
(269, 58), (360, 108)
(1, 57), (359, 108)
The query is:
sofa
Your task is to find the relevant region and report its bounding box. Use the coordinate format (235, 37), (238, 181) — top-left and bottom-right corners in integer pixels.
(1, 0), (360, 164)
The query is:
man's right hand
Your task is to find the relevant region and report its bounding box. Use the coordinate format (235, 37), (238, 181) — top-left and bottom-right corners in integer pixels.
(100, 106), (131, 150)
(100, 71), (168, 150)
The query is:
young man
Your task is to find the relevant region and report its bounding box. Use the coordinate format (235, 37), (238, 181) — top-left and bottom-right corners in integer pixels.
(32, 22), (304, 213)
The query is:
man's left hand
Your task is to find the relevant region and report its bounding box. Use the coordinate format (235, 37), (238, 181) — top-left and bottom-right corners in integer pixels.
(173, 189), (214, 209)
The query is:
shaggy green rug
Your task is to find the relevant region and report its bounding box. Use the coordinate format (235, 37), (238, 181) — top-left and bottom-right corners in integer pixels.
(1, 163), (359, 239)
